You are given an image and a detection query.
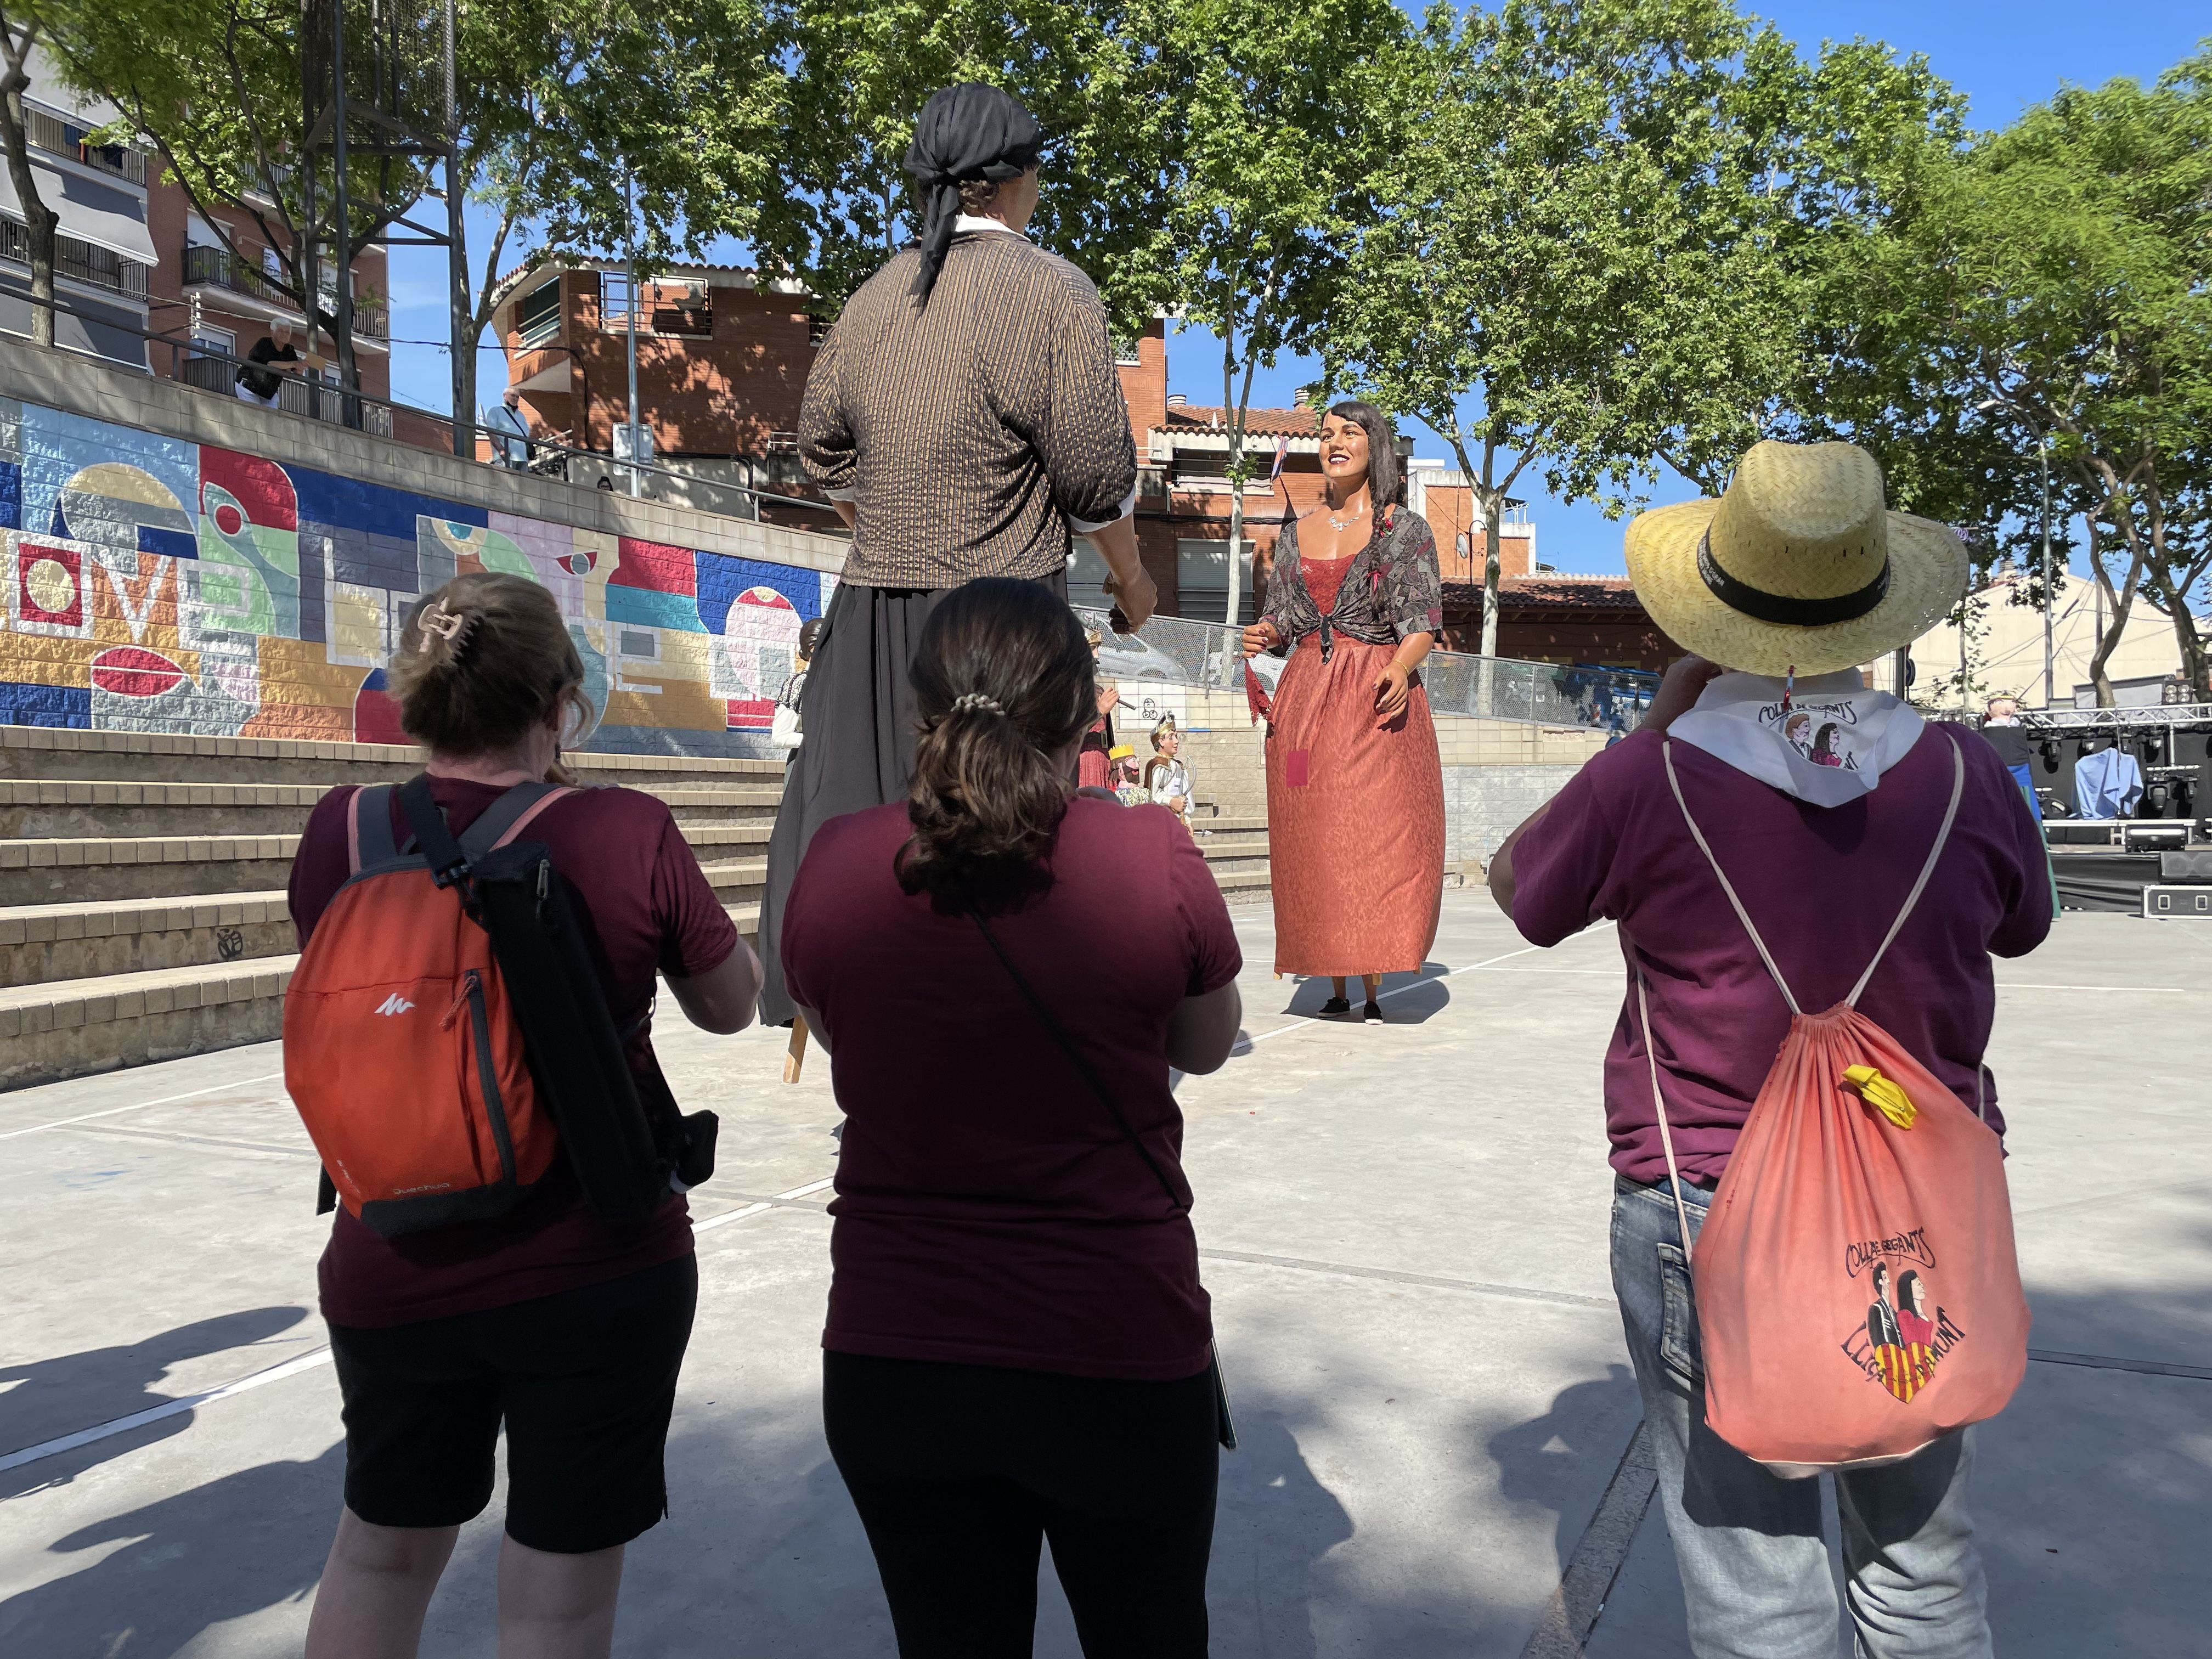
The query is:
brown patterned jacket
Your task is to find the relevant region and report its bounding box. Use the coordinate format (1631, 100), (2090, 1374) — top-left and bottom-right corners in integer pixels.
(798, 229), (1138, 590)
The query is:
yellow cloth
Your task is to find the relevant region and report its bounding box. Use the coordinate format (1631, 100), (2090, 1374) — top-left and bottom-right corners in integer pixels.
(1844, 1064), (1917, 1129)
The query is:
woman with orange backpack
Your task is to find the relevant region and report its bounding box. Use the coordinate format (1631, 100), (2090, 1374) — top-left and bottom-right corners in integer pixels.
(1491, 443), (2051, 1657)
(286, 572), (761, 1659)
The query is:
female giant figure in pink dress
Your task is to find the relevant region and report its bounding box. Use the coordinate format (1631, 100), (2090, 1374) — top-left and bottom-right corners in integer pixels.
(1242, 402), (1446, 1022)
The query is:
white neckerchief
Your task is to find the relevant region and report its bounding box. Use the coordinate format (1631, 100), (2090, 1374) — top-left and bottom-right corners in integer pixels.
(953, 215), (1028, 239)
(1669, 669), (1925, 806)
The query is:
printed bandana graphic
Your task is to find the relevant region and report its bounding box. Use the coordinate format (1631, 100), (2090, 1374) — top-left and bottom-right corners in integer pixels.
(1669, 669), (1925, 807)
(1838, 1244), (1966, 1403)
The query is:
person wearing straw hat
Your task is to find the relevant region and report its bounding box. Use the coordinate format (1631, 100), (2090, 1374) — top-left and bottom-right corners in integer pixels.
(1488, 441), (2051, 1658)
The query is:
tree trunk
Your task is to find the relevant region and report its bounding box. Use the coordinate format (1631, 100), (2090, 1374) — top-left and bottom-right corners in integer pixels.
(1480, 492), (1502, 661)
(0, 35), (58, 349)
(2168, 599), (2209, 702)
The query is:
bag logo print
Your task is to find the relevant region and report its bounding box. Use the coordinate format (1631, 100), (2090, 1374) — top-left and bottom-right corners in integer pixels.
(374, 992), (417, 1017)
(1839, 1257), (1967, 1404)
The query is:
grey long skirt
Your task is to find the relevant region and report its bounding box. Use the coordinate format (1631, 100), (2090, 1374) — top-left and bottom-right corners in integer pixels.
(755, 569), (1065, 1026)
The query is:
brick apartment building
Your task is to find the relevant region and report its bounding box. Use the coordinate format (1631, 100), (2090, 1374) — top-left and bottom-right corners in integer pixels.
(2, 47), (413, 443)
(490, 256), (823, 509)
(481, 267), (1670, 667)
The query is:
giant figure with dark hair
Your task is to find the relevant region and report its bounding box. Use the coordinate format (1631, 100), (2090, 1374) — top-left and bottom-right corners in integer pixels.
(757, 82), (1155, 1032)
(1242, 402), (1446, 1021)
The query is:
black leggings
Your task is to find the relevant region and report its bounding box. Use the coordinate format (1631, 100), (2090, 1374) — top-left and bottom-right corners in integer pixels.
(823, 1351), (1219, 1658)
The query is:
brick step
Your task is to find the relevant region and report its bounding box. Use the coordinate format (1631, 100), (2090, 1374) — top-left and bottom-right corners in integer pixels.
(0, 725), (784, 788)
(0, 895), (775, 1089)
(0, 816), (773, 907)
(1190, 816), (1268, 835)
(1196, 833), (1269, 860)
(0, 890), (291, 989)
(0, 778), (782, 838)
(1, 833), (302, 906)
(699, 859), (768, 903)
(0, 956), (297, 1090)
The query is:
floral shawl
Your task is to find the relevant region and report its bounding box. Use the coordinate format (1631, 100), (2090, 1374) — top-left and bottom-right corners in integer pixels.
(1260, 505), (1444, 660)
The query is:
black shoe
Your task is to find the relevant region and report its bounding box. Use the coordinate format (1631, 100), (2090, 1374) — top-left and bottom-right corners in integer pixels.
(1319, 996), (1352, 1017)
(1362, 1000), (1385, 1025)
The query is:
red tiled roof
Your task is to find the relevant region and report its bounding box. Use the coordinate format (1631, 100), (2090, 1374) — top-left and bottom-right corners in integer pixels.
(1155, 404), (1319, 437)
(1443, 575), (1650, 617)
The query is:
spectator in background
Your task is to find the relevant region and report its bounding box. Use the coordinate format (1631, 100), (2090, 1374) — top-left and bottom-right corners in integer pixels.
(772, 617), (828, 754)
(484, 387), (532, 471)
(235, 320), (303, 408)
(1977, 695), (2042, 822)
(782, 578), (1239, 1657)
(1146, 715), (1193, 825)
(1079, 628), (1120, 790)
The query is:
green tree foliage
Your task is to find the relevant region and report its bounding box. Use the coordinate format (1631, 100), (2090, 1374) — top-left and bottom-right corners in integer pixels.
(760, 0), (1171, 328)
(1127, 0), (1411, 634)
(1322, 0), (1791, 658)
(1806, 48), (2212, 701)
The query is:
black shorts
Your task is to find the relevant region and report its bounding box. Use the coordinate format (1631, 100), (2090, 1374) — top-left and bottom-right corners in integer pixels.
(327, 1255), (697, 1554)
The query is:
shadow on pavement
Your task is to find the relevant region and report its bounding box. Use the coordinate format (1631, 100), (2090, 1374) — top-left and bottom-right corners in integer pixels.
(0, 1441), (343, 1656)
(2, 1306), (311, 1500)
(1487, 1362), (1644, 1590)
(1276, 961), (1454, 1025)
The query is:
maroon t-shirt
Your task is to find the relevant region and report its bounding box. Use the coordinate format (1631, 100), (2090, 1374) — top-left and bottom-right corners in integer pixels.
(288, 777), (739, 1328)
(1509, 725), (2051, 1186)
(783, 797), (1241, 1381)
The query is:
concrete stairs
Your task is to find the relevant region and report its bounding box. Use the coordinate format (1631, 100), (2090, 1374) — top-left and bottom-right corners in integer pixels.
(0, 725), (781, 1089)
(0, 725), (1274, 1090)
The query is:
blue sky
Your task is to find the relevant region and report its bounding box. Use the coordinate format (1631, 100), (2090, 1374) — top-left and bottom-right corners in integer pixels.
(383, 2), (2206, 576)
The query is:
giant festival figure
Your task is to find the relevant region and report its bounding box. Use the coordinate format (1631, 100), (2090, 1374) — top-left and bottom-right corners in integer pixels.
(1243, 403), (1446, 1023)
(754, 83), (1156, 1037)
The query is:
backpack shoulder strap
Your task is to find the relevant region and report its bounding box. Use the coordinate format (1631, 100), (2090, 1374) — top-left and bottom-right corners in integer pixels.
(458, 782), (578, 860)
(1662, 740), (1803, 1015)
(349, 785), (399, 873)
(397, 773), (467, 885)
(1844, 728), (1965, 1009)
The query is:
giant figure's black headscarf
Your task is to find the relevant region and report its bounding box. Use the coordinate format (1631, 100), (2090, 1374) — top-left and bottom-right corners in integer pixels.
(902, 84), (1044, 303)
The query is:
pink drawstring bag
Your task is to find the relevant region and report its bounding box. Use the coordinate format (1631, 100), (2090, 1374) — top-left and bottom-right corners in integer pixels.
(1639, 731), (2030, 1476)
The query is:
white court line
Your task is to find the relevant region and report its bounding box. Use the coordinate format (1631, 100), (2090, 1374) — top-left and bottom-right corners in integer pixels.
(0, 1071), (287, 1141)
(1241, 923), (1618, 1048)
(1995, 983), (2196, 993)
(2, 1173), (833, 1475)
(0, 1347), (333, 1475)
(690, 1175), (835, 1234)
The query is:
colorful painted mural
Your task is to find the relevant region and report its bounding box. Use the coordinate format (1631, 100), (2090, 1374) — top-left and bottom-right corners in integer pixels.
(0, 397), (836, 755)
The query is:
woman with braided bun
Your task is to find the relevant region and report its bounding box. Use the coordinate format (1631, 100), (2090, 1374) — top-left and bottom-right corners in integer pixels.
(286, 572), (760, 1659)
(782, 578), (1242, 1657)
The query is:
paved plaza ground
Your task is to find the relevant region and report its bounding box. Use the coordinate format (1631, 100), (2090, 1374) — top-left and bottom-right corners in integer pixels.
(2, 891), (2207, 1657)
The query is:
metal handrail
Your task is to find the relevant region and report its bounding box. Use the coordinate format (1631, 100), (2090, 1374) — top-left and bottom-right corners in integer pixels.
(8, 285), (837, 526)
(1076, 606), (1658, 735)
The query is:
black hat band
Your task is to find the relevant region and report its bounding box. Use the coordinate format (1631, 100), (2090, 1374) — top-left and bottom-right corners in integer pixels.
(1697, 529), (1891, 628)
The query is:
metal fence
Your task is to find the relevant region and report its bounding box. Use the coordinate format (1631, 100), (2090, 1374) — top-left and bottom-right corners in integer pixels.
(1077, 608), (1657, 735)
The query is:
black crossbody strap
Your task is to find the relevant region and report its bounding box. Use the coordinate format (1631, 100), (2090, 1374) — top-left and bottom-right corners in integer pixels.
(397, 774), (469, 887)
(969, 912), (1187, 1220)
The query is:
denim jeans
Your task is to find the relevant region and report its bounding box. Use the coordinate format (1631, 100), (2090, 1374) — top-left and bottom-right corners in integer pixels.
(1610, 1176), (1994, 1659)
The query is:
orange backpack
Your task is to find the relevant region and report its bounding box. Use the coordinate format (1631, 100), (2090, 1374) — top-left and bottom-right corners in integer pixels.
(285, 781), (574, 1235)
(1639, 730), (2030, 1476)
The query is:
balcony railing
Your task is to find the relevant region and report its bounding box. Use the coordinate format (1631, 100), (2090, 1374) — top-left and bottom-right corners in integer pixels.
(172, 349), (392, 438)
(25, 105), (149, 185)
(180, 245), (388, 339)
(0, 218), (150, 298)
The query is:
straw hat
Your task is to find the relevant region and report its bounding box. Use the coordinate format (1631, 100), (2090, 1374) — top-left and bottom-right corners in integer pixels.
(1624, 441), (1968, 677)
